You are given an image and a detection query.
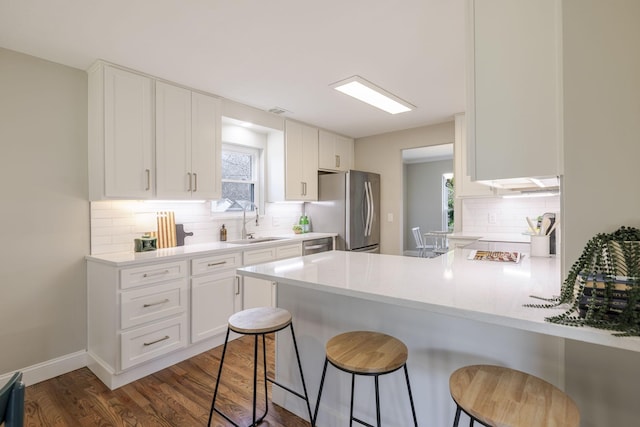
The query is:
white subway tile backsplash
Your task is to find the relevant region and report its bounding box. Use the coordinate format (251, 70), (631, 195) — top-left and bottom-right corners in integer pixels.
(89, 200), (304, 255)
(461, 195), (560, 235)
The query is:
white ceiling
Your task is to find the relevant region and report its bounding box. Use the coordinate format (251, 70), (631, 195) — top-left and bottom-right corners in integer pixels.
(0, 0), (466, 139)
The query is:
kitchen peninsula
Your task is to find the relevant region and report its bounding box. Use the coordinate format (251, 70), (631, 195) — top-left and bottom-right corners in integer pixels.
(238, 250), (640, 426)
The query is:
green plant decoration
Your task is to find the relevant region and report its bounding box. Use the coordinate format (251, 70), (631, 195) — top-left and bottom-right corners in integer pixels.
(525, 226), (640, 336)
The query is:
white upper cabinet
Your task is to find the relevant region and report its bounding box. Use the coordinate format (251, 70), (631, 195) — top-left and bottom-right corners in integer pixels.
(155, 82), (221, 200)
(318, 129), (354, 172)
(284, 120), (318, 201)
(467, 0), (562, 181)
(454, 113), (494, 198)
(89, 63), (154, 200)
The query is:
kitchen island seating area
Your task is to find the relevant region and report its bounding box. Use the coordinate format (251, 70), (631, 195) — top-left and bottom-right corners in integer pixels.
(449, 365), (580, 427)
(207, 307), (313, 427)
(313, 331), (418, 427)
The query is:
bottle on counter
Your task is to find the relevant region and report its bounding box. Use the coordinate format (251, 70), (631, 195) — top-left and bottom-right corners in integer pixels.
(220, 224), (227, 241)
(302, 215), (310, 233)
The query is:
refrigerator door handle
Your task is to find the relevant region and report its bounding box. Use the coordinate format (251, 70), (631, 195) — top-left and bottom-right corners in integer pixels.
(367, 181), (375, 234)
(364, 181), (372, 236)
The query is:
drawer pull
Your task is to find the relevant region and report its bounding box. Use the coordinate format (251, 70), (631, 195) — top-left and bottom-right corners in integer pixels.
(143, 335), (170, 346)
(142, 269), (170, 278)
(143, 299), (170, 308)
(207, 261), (227, 267)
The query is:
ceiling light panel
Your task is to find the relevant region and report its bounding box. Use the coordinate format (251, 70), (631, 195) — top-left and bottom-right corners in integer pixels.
(330, 75), (415, 114)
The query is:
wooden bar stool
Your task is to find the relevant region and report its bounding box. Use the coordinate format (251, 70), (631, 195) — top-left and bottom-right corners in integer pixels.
(449, 365), (580, 427)
(313, 331), (418, 427)
(208, 307), (313, 427)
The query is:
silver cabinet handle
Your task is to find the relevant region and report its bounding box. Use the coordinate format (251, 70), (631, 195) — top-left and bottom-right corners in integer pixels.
(207, 261), (227, 267)
(235, 276), (240, 295)
(143, 298), (169, 308)
(142, 269), (170, 278)
(304, 244), (328, 250)
(143, 335), (170, 346)
(145, 169), (151, 191)
(335, 155), (340, 168)
(187, 172), (192, 192)
(193, 172), (197, 192)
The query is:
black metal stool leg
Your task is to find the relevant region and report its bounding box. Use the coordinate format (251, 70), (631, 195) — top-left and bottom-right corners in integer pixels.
(261, 333), (269, 421)
(374, 375), (381, 427)
(289, 322), (314, 423)
(313, 358), (330, 426)
(349, 373), (356, 427)
(252, 334), (259, 425)
(452, 405), (461, 427)
(403, 364), (418, 427)
(208, 328), (231, 426)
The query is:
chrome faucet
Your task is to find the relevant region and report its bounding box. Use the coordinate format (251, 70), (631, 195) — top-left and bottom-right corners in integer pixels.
(241, 202), (259, 239)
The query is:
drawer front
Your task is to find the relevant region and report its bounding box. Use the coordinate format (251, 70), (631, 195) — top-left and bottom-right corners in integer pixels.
(191, 252), (242, 276)
(276, 243), (302, 260)
(120, 314), (187, 371)
(244, 247), (277, 265)
(120, 280), (187, 329)
(120, 261), (187, 290)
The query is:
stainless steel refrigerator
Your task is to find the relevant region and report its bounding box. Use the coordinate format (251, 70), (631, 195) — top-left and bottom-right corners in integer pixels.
(307, 170), (380, 252)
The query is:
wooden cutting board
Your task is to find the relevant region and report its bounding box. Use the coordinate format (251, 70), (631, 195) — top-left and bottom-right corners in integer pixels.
(154, 211), (176, 248)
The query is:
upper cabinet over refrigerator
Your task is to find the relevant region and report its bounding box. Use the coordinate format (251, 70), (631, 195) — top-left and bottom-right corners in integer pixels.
(466, 0), (562, 182)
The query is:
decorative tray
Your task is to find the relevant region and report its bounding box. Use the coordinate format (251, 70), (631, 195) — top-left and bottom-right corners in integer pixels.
(468, 250), (522, 263)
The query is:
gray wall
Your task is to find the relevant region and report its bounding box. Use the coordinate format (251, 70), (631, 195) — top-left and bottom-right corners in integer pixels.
(561, 1), (640, 426)
(355, 121), (455, 255)
(0, 48), (89, 375)
(404, 159), (453, 252)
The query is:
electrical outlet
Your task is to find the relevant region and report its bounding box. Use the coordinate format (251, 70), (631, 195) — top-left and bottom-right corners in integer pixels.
(488, 212), (497, 224)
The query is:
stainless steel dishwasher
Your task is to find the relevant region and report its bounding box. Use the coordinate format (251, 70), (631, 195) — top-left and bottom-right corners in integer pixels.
(302, 237), (333, 255)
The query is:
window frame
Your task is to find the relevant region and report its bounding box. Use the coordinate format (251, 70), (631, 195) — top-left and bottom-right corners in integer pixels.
(215, 143), (262, 213)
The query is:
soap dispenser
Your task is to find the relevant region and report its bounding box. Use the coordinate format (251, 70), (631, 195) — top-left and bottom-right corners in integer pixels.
(220, 224), (227, 241)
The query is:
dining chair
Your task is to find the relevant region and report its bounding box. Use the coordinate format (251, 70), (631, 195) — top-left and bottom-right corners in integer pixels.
(0, 372), (25, 427)
(411, 227), (428, 257)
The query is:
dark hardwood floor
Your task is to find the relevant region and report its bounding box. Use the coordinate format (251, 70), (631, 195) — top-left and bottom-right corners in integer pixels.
(24, 335), (311, 426)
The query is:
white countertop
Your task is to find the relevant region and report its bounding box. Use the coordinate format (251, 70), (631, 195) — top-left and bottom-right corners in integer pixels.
(85, 232), (336, 266)
(238, 249), (640, 353)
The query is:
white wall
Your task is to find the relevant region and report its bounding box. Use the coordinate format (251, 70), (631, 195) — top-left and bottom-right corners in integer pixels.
(561, 2), (640, 426)
(0, 48), (89, 376)
(355, 121), (454, 255)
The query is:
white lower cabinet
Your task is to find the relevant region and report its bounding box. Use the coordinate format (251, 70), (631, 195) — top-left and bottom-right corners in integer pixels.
(87, 250), (241, 389)
(190, 251), (242, 343)
(243, 243), (302, 309)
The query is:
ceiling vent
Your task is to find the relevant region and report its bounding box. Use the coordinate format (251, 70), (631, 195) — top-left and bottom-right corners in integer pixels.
(268, 107), (290, 115)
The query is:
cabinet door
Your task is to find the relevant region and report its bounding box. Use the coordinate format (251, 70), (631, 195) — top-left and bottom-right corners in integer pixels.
(285, 120), (318, 200)
(191, 272), (237, 343)
(191, 92), (222, 200)
(468, 0), (561, 181)
(335, 135), (354, 171)
(300, 124), (319, 199)
(156, 81), (192, 199)
(319, 130), (353, 172)
(454, 113), (494, 197)
(103, 66), (154, 198)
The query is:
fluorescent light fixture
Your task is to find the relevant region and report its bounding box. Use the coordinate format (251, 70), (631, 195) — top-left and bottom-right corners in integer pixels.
(330, 75), (414, 114)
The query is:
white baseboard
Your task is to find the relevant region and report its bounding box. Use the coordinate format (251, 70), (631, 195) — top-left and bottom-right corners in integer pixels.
(0, 350), (88, 387)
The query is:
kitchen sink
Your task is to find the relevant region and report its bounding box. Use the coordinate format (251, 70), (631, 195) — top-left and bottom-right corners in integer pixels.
(226, 237), (288, 245)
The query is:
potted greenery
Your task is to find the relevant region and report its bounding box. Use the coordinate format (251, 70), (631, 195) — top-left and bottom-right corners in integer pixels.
(526, 226), (640, 336)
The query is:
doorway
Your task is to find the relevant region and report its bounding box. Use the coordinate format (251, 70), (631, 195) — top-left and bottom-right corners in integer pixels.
(402, 144), (454, 256)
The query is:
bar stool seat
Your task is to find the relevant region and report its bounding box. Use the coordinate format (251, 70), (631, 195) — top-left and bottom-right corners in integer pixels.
(314, 331), (418, 427)
(208, 307), (312, 427)
(449, 365), (580, 427)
